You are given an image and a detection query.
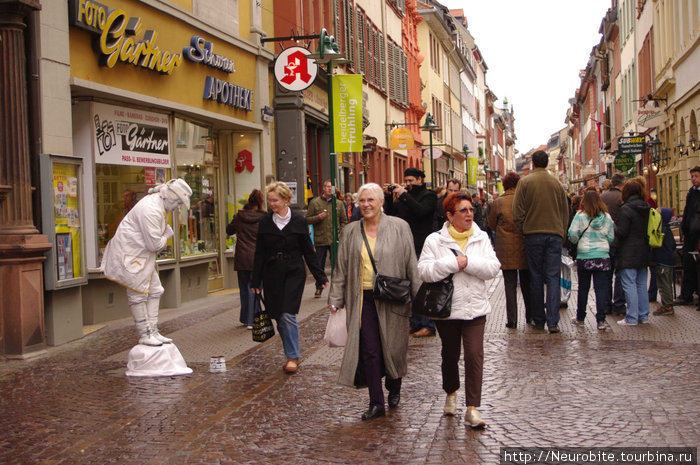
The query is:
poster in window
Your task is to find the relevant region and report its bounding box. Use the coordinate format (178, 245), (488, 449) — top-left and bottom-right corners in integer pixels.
(56, 233), (74, 281)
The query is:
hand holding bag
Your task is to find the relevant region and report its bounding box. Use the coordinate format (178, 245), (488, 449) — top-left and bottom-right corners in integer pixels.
(412, 249), (458, 318)
(361, 221), (412, 305)
(324, 308), (347, 347)
(251, 294), (275, 343)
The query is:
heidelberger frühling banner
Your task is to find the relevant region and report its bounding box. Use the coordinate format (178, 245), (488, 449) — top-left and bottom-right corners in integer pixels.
(332, 74), (363, 153)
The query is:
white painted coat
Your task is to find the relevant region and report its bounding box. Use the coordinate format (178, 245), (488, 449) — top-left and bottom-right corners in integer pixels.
(101, 194), (168, 293)
(417, 223), (501, 320)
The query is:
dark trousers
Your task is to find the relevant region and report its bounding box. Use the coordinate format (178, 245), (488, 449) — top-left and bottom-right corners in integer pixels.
(315, 245), (329, 290)
(502, 269), (532, 325)
(576, 265), (610, 323)
(434, 317), (486, 407)
(679, 249), (698, 300)
(648, 266), (658, 301)
(607, 246), (626, 312)
(361, 291), (401, 410)
(525, 234), (563, 327)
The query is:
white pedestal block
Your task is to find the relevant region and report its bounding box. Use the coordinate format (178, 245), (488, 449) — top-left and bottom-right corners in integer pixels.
(125, 343), (193, 377)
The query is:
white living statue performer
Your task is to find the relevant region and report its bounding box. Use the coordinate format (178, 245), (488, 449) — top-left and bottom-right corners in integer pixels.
(101, 178), (192, 347)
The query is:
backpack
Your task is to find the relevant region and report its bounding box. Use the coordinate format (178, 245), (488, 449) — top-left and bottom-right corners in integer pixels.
(647, 208), (664, 248)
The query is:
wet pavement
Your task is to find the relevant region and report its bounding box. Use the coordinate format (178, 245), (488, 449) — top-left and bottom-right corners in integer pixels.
(1, 272), (699, 465)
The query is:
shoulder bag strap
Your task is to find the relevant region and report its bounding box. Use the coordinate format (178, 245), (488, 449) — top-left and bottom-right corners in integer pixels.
(360, 220), (378, 274)
(577, 217), (594, 241)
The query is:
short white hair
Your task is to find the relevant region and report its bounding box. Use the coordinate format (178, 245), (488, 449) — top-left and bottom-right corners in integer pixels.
(357, 183), (384, 204)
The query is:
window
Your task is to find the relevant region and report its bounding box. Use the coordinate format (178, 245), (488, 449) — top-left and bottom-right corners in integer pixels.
(96, 164), (173, 263)
(174, 118), (218, 257)
(388, 41), (408, 107)
(388, 0), (405, 15)
(356, 8), (365, 74)
(429, 33), (440, 74)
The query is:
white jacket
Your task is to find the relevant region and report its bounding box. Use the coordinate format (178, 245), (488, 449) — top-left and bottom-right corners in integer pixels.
(417, 223), (501, 320)
(101, 194), (168, 293)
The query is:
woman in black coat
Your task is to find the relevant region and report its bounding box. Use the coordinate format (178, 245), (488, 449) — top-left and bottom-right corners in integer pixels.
(615, 177), (651, 326)
(251, 182), (328, 374)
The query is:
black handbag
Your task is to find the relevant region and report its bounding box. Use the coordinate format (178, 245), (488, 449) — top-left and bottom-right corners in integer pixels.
(412, 249), (458, 318)
(361, 221), (412, 305)
(251, 294), (275, 343)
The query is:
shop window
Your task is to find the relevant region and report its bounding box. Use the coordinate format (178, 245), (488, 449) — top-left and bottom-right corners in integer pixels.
(175, 118), (218, 257)
(96, 164), (173, 263)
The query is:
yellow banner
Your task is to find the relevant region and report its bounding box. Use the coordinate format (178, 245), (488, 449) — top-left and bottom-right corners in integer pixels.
(332, 74), (363, 152)
(467, 157), (478, 185)
(390, 127), (415, 150)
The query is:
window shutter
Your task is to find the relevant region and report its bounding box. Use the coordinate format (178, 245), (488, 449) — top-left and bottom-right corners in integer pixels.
(379, 35), (386, 92)
(366, 22), (373, 84)
(335, 0), (342, 51)
(356, 9), (365, 74)
(346, 1), (354, 69)
(401, 51), (408, 106)
(388, 42), (395, 99)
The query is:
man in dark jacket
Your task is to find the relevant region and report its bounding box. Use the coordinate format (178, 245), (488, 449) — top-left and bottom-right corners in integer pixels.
(385, 167), (437, 336)
(432, 179), (461, 231)
(307, 180), (348, 297)
(676, 166), (700, 308)
(512, 150), (569, 333)
(600, 173), (626, 314)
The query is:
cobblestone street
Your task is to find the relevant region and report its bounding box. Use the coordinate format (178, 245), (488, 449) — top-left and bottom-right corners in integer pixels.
(1, 273), (699, 465)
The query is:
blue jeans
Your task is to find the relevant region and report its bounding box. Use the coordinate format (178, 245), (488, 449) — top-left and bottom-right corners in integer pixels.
(525, 234), (563, 328)
(576, 265), (610, 323)
(237, 270), (258, 326)
(619, 268), (650, 324)
(276, 313), (300, 359)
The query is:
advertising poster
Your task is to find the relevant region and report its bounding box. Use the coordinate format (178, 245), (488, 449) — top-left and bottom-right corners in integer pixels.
(52, 163), (81, 280)
(332, 75), (363, 153)
(92, 102), (171, 168)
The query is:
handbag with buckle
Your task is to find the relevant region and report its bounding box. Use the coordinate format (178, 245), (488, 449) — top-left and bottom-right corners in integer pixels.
(412, 249), (458, 318)
(251, 294), (275, 343)
(360, 221), (412, 305)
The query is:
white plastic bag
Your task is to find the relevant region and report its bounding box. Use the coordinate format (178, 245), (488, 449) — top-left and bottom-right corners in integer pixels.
(324, 308), (347, 347)
(560, 254), (574, 307)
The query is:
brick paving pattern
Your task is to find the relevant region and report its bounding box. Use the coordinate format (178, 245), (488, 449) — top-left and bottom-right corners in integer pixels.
(1, 272), (698, 465)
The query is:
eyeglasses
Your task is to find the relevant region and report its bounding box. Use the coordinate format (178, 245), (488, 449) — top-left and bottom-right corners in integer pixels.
(453, 207), (475, 214)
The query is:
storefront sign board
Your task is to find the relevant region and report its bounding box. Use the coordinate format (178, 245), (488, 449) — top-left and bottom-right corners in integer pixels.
(92, 102), (171, 167)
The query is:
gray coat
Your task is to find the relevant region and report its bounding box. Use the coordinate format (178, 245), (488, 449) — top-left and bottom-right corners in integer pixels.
(328, 214), (421, 387)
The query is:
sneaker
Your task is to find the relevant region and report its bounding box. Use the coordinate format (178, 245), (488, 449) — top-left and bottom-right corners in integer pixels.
(597, 321), (609, 330)
(616, 319), (637, 326)
(653, 306), (674, 316)
(548, 325), (560, 333)
(314, 289), (322, 298)
(444, 393), (457, 416)
(570, 317), (584, 326)
(465, 408), (486, 428)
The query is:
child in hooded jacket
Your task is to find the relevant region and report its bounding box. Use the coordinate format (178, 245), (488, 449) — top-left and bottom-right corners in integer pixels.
(652, 207), (677, 315)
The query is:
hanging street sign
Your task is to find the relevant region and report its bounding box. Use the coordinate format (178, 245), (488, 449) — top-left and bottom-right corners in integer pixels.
(274, 46), (318, 92)
(618, 135), (646, 155)
(614, 152), (636, 171)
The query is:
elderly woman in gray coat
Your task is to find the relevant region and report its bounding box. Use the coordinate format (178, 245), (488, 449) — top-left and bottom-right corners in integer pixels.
(328, 183), (420, 421)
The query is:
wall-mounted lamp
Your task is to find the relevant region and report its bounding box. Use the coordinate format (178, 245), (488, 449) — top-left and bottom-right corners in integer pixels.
(689, 136), (698, 153)
(676, 141), (689, 157)
(648, 136), (669, 169)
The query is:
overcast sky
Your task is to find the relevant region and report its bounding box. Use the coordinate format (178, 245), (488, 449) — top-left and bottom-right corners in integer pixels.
(440, 0), (611, 155)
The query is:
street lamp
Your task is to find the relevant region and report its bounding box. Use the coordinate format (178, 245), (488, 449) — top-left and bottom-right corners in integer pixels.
(307, 28), (351, 270)
(420, 113), (440, 188)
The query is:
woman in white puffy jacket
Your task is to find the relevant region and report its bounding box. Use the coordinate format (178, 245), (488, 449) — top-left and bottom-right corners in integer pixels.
(418, 192), (500, 428)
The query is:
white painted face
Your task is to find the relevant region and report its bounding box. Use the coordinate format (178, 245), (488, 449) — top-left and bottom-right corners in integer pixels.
(163, 196), (181, 212)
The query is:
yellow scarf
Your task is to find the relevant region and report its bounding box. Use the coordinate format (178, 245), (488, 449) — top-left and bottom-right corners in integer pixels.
(448, 223), (474, 251)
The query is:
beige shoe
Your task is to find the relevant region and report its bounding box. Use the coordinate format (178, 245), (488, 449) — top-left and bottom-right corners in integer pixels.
(466, 407), (486, 428)
(283, 358), (298, 374)
(444, 393), (457, 416)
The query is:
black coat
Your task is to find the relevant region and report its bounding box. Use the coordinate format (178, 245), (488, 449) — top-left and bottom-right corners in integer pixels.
(251, 210), (327, 319)
(615, 195), (651, 269)
(384, 184), (437, 257)
(681, 188), (700, 251)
